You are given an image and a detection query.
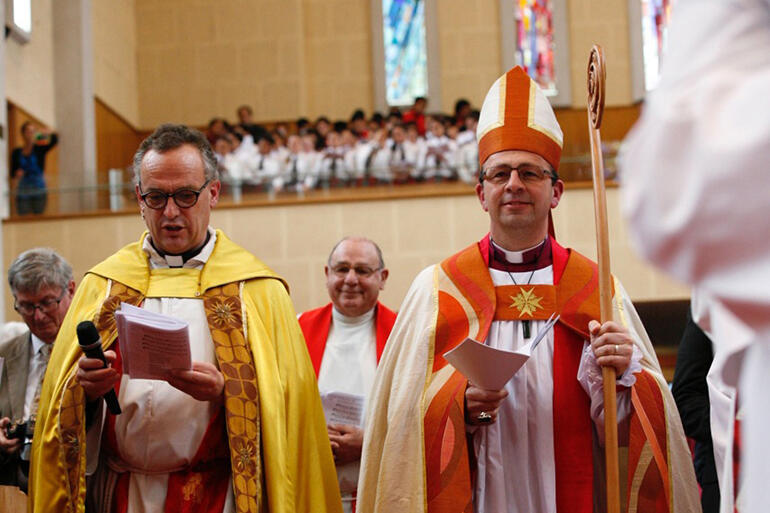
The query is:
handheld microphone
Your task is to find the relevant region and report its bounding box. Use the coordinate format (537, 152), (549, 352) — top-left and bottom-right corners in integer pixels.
(76, 321), (122, 415)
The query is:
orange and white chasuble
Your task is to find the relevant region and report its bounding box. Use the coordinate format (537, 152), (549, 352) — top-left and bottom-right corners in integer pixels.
(358, 236), (700, 513)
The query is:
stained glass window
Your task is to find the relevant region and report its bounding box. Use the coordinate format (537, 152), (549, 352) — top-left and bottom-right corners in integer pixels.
(515, 0), (556, 95)
(641, 0), (673, 91)
(382, 0), (428, 106)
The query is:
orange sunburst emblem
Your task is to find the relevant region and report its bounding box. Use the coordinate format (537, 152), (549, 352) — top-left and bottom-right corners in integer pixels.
(509, 287), (544, 317)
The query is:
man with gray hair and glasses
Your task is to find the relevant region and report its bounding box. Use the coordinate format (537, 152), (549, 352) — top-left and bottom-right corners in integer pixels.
(298, 237), (396, 513)
(29, 124), (342, 513)
(1, 248), (75, 491)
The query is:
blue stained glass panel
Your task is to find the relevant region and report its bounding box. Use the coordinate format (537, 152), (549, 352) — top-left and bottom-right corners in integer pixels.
(383, 0), (428, 106)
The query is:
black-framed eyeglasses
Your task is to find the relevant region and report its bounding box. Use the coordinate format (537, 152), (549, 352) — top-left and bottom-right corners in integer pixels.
(14, 289), (67, 317)
(139, 179), (212, 210)
(480, 165), (556, 185)
(330, 265), (382, 278)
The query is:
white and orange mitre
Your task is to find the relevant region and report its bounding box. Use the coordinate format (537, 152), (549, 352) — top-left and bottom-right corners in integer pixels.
(477, 66), (563, 170)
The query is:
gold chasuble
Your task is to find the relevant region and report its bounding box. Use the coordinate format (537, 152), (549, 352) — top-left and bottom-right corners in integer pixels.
(29, 230), (342, 513)
(358, 236), (700, 513)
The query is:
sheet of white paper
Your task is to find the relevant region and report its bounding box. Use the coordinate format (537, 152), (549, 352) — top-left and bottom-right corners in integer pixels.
(444, 339), (531, 390)
(443, 316), (558, 390)
(321, 391), (365, 427)
(115, 302), (192, 380)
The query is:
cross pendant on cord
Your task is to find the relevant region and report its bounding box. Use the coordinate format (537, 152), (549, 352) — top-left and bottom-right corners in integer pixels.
(523, 320), (531, 339)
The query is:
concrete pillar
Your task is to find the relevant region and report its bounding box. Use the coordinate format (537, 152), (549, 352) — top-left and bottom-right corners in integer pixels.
(52, 0), (97, 212)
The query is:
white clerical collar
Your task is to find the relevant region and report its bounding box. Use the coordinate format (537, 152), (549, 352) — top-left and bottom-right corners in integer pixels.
(332, 305), (376, 327)
(30, 333), (49, 356)
(490, 238), (546, 264)
(143, 227), (217, 269)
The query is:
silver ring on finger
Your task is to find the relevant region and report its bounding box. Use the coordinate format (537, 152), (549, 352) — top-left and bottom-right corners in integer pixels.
(477, 411), (492, 424)
(614, 344), (619, 355)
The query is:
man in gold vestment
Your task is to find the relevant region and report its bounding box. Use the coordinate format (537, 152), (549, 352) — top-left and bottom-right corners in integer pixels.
(29, 124), (342, 513)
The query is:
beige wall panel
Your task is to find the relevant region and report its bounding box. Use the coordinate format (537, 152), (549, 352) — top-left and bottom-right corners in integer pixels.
(553, 189), (597, 248)
(273, 260), (318, 313)
(5, 0), (56, 125)
(395, 199), (453, 253)
(435, 0), (502, 113)
(4, 221), (67, 264)
(179, 5), (217, 42)
(284, 202), (343, 259)
(449, 195), (489, 249)
(136, 0), (304, 128)
(302, 0), (373, 120)
(92, 0), (139, 126)
(339, 201), (397, 253)
(378, 254), (428, 309)
(135, 3), (179, 49)
(218, 207), (288, 262)
(568, 0), (633, 107)
(263, 81), (303, 121)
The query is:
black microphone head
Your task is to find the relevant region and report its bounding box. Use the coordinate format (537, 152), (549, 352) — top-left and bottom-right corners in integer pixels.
(76, 320), (100, 346)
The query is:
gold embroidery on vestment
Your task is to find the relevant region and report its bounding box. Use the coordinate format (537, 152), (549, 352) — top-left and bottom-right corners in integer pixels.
(509, 287), (544, 317)
(182, 473), (203, 503)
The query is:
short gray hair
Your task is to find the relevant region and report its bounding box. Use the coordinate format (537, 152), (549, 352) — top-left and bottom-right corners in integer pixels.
(132, 123), (219, 185)
(327, 237), (385, 269)
(8, 248), (73, 295)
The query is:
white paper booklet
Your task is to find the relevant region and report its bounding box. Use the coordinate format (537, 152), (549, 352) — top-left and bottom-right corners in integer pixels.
(115, 302), (192, 380)
(443, 314), (559, 390)
(321, 391), (365, 427)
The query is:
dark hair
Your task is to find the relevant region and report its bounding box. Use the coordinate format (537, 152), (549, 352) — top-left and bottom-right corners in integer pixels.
(414, 97), (427, 104)
(315, 116), (330, 125)
(256, 133), (275, 146)
(333, 120), (348, 133)
(454, 99), (470, 115)
(351, 109), (366, 122)
(133, 124), (219, 185)
(271, 130), (285, 144)
(237, 105), (253, 116)
(20, 121), (33, 135)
